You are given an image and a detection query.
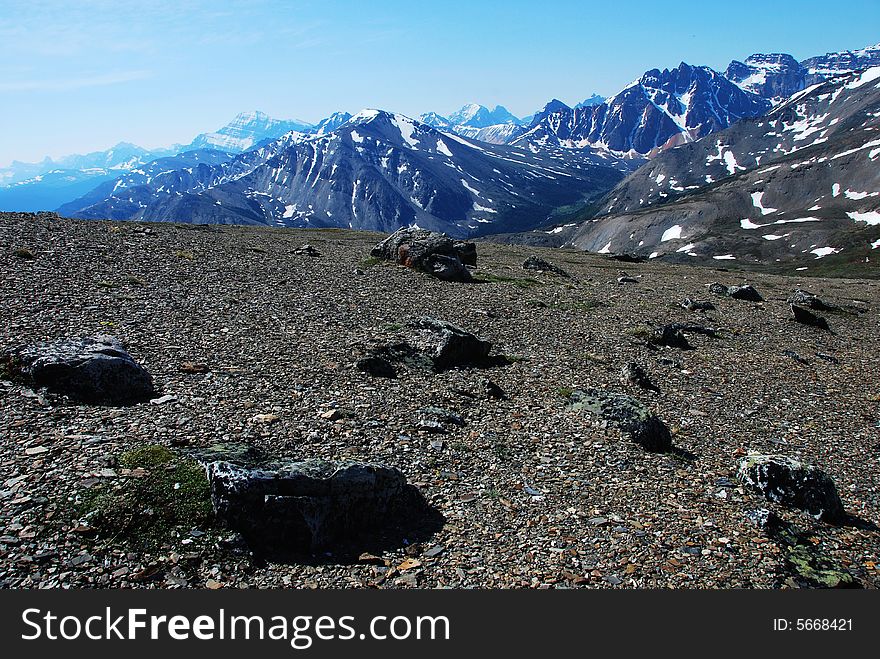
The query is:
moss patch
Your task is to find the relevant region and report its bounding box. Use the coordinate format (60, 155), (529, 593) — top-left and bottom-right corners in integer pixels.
(77, 444), (213, 549)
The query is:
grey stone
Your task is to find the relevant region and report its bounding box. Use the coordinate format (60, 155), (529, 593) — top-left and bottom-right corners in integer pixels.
(409, 317), (492, 371)
(788, 289), (836, 311)
(207, 459), (419, 554)
(0, 335), (154, 405)
(681, 298), (715, 312)
(566, 389), (672, 452)
(738, 455), (845, 522)
(728, 284), (763, 301)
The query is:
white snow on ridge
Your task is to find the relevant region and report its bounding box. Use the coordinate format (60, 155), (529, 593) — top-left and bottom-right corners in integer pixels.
(847, 210), (880, 226)
(389, 114), (420, 149)
(872, 238), (880, 249)
(810, 247), (841, 258)
(751, 191), (777, 215)
(598, 241), (612, 254)
(661, 224), (682, 242)
(436, 139), (453, 157)
(712, 254), (736, 260)
(460, 179), (481, 196)
(845, 66), (880, 89)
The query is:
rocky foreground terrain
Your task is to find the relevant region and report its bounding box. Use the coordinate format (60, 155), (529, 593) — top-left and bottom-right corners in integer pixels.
(1, 211), (879, 589)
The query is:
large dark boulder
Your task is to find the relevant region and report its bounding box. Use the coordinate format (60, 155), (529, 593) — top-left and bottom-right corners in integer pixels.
(409, 317), (493, 371)
(370, 227), (476, 282)
(738, 455), (845, 523)
(207, 459), (422, 554)
(566, 389), (672, 452)
(0, 335), (154, 405)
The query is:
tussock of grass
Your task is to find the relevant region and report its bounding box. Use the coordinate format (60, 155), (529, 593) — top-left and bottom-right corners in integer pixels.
(76, 445), (213, 549)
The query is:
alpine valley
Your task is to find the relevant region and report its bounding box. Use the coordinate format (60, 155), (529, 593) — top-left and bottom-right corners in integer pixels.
(4, 41), (880, 273)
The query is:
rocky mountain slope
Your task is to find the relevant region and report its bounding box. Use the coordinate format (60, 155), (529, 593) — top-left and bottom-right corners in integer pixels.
(513, 63), (772, 156)
(66, 110), (635, 238)
(2, 212), (878, 589)
(0, 111), (314, 213)
(726, 43), (880, 103)
(556, 67), (880, 273)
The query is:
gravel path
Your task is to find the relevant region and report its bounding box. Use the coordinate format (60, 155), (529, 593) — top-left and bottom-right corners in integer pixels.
(2, 212), (878, 589)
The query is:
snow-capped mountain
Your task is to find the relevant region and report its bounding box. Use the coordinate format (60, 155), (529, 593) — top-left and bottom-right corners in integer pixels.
(186, 110), (313, 152)
(514, 63), (772, 156)
(725, 42), (880, 103)
(0, 142), (178, 212)
(725, 54), (806, 103)
(417, 104), (527, 145)
(313, 112), (353, 136)
(67, 110), (634, 237)
(554, 68), (880, 270)
(447, 104), (521, 128)
(0, 111), (316, 212)
(801, 42), (880, 84)
(57, 149), (237, 217)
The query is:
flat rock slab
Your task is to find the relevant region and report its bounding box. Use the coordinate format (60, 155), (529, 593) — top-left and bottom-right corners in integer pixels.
(738, 455), (845, 522)
(207, 459), (416, 554)
(370, 227), (475, 282)
(566, 389), (672, 452)
(0, 335), (154, 405)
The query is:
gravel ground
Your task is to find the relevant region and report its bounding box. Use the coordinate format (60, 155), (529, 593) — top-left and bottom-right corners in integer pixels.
(1, 212), (878, 589)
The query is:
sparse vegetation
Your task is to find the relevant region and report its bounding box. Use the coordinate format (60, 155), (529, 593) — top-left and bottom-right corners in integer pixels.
(76, 445), (213, 549)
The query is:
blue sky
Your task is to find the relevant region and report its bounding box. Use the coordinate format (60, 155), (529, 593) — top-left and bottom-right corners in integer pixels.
(1, 0), (878, 165)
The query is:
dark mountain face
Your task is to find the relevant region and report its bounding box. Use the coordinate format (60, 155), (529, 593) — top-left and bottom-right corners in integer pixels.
(58, 149), (237, 217)
(562, 68), (880, 271)
(725, 54), (806, 103)
(67, 111), (635, 238)
(514, 63), (771, 156)
(724, 42), (880, 103)
(801, 43), (880, 85)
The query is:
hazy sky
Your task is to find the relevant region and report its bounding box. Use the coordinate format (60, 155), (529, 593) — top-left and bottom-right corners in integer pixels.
(1, 0), (878, 165)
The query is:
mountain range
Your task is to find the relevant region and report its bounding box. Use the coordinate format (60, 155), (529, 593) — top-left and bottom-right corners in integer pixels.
(523, 67), (880, 273)
(63, 110), (637, 237)
(3, 40), (879, 273)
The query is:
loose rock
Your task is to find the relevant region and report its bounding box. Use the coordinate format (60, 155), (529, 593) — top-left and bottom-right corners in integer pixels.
(738, 455), (845, 522)
(0, 335), (154, 405)
(566, 389), (672, 452)
(370, 228), (476, 282)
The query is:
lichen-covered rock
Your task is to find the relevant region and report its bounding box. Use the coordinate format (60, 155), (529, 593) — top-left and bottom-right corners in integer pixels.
(788, 289), (836, 311)
(738, 455), (845, 522)
(206, 459), (417, 554)
(1, 335), (154, 405)
(370, 227), (476, 282)
(566, 389), (672, 452)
